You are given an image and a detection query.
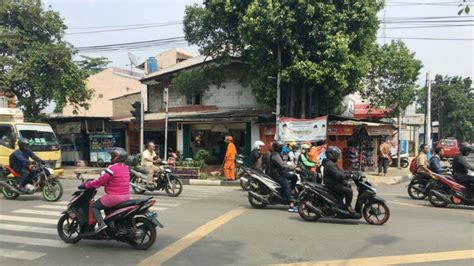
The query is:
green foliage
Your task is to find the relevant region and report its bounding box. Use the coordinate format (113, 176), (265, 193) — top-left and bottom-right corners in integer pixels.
(0, 0), (92, 119)
(180, 1), (383, 115)
(171, 66), (225, 95)
(198, 172), (208, 180)
(76, 55), (111, 77)
(417, 75), (473, 141)
(458, 0), (470, 15)
(362, 40), (423, 116)
(194, 149), (210, 161)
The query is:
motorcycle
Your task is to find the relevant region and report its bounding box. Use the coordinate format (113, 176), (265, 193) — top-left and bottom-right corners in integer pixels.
(129, 160), (183, 197)
(407, 173), (435, 200)
(247, 169), (303, 209)
(427, 173), (474, 208)
(390, 153), (409, 168)
(239, 166), (253, 191)
(298, 172), (390, 225)
(57, 173), (163, 250)
(0, 163), (63, 202)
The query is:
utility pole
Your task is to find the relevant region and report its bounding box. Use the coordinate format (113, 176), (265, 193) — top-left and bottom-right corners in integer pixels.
(397, 108), (402, 168)
(426, 72), (432, 157)
(275, 44), (281, 141)
(140, 97), (144, 154)
(163, 88), (169, 160)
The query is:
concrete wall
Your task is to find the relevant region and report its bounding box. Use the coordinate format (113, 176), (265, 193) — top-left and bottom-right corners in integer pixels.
(145, 48), (195, 74)
(112, 93), (141, 118)
(62, 68), (142, 117)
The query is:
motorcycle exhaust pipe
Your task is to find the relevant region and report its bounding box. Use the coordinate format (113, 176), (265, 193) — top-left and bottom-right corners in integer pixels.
(249, 191), (269, 203)
(431, 190), (452, 204)
(0, 181), (21, 194)
(130, 182), (147, 191)
(304, 201), (322, 215)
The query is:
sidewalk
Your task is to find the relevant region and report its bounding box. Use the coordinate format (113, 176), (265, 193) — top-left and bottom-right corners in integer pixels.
(364, 167), (412, 186)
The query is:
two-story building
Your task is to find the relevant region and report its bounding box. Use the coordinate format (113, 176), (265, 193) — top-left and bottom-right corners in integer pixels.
(141, 55), (274, 165)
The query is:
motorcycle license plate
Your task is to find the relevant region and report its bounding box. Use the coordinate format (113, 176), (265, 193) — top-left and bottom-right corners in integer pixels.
(145, 211), (163, 228)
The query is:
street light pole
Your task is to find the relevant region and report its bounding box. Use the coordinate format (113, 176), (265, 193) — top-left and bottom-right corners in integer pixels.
(426, 72), (432, 156)
(275, 44), (281, 141)
(164, 88), (169, 161)
(140, 96), (144, 154)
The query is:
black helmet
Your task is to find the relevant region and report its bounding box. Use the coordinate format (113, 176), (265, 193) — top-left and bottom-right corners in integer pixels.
(271, 141), (284, 153)
(109, 147), (128, 163)
(325, 146), (341, 162)
(18, 138), (30, 151)
(460, 142), (472, 156)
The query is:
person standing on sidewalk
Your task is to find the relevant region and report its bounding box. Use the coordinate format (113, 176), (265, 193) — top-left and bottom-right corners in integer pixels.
(142, 142), (161, 187)
(378, 138), (391, 176)
(223, 135), (237, 180)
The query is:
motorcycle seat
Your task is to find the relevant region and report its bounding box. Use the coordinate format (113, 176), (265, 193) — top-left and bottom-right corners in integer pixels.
(134, 166), (149, 175)
(106, 198), (149, 212)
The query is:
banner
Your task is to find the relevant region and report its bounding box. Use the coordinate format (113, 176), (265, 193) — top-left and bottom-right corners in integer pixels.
(278, 116), (327, 142)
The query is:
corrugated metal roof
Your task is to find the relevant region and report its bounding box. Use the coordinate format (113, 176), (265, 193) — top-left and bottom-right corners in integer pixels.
(141, 55), (211, 81)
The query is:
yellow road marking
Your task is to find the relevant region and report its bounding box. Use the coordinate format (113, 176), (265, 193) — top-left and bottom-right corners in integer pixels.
(139, 207), (247, 266)
(272, 249), (474, 266)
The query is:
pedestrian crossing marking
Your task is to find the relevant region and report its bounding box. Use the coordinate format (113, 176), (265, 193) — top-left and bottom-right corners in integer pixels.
(0, 223), (56, 235)
(0, 247), (46, 261)
(37, 205), (67, 210)
(13, 209), (61, 217)
(0, 234), (70, 248)
(0, 215), (57, 225)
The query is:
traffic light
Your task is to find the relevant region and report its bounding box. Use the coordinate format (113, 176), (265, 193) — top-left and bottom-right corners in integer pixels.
(130, 101), (142, 129)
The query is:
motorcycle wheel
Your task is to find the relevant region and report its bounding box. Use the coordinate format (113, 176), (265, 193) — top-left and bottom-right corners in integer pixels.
(129, 217), (157, 250)
(363, 202), (390, 225)
(57, 214), (81, 244)
(428, 190), (449, 208)
(165, 178), (183, 197)
(247, 180), (267, 209)
(401, 160), (409, 168)
(407, 180), (428, 200)
(131, 175), (146, 195)
(298, 199), (322, 222)
(42, 179), (63, 202)
(1, 179), (20, 200)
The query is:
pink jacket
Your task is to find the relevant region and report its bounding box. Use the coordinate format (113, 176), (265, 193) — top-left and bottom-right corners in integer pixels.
(85, 163), (130, 195)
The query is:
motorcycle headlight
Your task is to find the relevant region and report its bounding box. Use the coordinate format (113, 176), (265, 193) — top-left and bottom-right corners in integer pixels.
(47, 168), (54, 175)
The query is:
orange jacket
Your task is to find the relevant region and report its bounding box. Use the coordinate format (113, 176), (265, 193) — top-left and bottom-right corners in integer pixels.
(308, 146), (319, 163)
(225, 142), (237, 161)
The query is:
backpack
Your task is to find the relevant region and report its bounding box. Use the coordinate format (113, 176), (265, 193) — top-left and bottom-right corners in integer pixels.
(409, 157), (418, 174)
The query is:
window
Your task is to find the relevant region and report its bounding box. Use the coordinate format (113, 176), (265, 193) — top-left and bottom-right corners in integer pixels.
(186, 94), (202, 105)
(0, 125), (15, 149)
(16, 124), (59, 152)
(0, 96), (8, 108)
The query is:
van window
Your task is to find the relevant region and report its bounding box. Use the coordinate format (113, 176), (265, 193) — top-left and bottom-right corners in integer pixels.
(0, 125), (15, 149)
(15, 124), (59, 151)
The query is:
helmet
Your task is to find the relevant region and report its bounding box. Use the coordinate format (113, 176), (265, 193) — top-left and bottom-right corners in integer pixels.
(325, 146), (341, 162)
(18, 138), (30, 151)
(460, 142), (472, 156)
(271, 141), (284, 153)
(254, 140), (265, 149)
(109, 147), (128, 163)
(225, 136), (233, 142)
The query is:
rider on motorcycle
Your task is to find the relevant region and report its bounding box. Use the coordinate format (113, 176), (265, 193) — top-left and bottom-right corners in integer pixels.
(270, 141), (297, 212)
(429, 147), (449, 174)
(322, 146), (354, 213)
(298, 144), (319, 183)
(250, 140), (265, 171)
(9, 138), (45, 192)
(452, 143), (474, 186)
(78, 147), (130, 233)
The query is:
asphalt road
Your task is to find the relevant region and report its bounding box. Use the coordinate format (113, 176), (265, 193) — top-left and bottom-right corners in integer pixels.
(0, 178), (473, 266)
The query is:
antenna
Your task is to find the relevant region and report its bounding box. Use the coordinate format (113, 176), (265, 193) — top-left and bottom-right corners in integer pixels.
(128, 52), (140, 74)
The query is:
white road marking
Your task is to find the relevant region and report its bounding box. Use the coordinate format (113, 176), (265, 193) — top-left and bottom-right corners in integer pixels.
(0, 223), (56, 235)
(13, 209), (60, 217)
(0, 247), (46, 261)
(149, 207), (168, 211)
(37, 205), (67, 210)
(0, 215), (58, 225)
(0, 234), (70, 248)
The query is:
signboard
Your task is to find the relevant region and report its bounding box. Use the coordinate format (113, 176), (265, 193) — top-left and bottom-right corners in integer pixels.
(56, 122), (81, 135)
(367, 126), (397, 136)
(278, 116), (327, 142)
(89, 134), (118, 163)
(327, 125), (353, 136)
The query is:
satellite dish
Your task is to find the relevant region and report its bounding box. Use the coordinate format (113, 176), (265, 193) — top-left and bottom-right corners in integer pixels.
(128, 52), (140, 75)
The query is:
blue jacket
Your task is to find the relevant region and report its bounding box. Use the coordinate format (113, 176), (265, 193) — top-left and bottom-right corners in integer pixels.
(429, 155), (447, 174)
(9, 149), (44, 173)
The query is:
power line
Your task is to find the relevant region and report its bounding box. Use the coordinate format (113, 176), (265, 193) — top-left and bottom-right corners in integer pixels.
(386, 24), (474, 29)
(67, 22), (182, 35)
(68, 21), (182, 30)
(379, 36), (474, 40)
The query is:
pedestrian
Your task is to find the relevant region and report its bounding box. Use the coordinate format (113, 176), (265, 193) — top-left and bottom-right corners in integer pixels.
(223, 135), (237, 180)
(288, 143), (296, 165)
(142, 142), (161, 188)
(378, 138), (391, 176)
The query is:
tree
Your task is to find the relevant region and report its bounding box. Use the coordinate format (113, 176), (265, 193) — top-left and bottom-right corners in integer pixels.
(417, 75), (474, 141)
(76, 55), (111, 77)
(0, 0), (91, 120)
(362, 40), (423, 116)
(176, 1), (383, 117)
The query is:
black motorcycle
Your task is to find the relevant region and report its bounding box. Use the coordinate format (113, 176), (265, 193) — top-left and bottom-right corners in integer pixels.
(57, 174), (163, 250)
(247, 170), (302, 209)
(129, 161), (183, 197)
(407, 173), (435, 200)
(298, 172), (390, 225)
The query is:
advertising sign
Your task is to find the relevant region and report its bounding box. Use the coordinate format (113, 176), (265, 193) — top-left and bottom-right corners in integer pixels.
(89, 134), (118, 163)
(278, 116), (327, 142)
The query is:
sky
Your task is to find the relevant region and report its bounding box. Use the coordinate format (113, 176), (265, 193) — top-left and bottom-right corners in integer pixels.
(42, 0), (473, 99)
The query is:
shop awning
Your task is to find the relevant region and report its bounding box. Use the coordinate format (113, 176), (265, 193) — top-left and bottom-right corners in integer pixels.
(144, 108), (273, 123)
(354, 104), (390, 119)
(328, 119), (397, 136)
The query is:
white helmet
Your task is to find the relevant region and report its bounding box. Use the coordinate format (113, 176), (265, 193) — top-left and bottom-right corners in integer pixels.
(254, 140), (265, 149)
(301, 143), (310, 150)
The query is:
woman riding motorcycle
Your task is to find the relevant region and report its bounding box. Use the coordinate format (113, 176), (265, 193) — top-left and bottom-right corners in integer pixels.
(78, 147), (130, 233)
(322, 146), (354, 213)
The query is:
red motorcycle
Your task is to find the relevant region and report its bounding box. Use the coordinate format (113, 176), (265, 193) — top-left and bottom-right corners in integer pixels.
(427, 173), (474, 207)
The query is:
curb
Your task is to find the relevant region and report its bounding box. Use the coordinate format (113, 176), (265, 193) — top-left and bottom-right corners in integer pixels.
(388, 174), (412, 185)
(182, 179), (240, 187)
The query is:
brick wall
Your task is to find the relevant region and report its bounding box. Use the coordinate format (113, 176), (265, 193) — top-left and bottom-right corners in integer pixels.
(112, 93), (141, 118)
